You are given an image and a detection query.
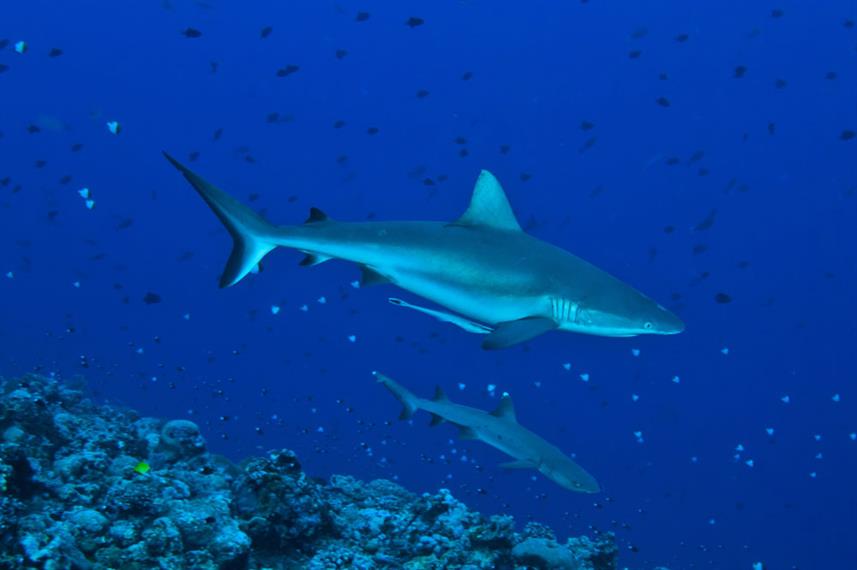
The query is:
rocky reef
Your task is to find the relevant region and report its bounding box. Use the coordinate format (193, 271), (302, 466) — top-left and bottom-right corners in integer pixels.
(0, 373), (618, 569)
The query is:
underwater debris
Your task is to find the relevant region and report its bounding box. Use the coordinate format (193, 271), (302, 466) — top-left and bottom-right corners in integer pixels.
(0, 374), (619, 569)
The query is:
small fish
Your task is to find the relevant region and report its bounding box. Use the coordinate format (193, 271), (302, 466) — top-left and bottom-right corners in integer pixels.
(106, 121), (121, 135)
(405, 17), (425, 28)
(14, 41), (27, 54)
(182, 28), (202, 38)
(260, 26), (273, 39)
(656, 97), (671, 107)
(143, 292), (162, 304)
(48, 47), (63, 57)
(693, 208), (717, 231)
(133, 461), (150, 474)
(276, 64), (300, 77)
(355, 11), (370, 22)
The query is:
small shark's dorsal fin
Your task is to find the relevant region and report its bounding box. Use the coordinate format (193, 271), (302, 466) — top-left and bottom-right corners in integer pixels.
(454, 170), (522, 232)
(305, 207), (330, 224)
(432, 386), (449, 402)
(490, 394), (517, 422)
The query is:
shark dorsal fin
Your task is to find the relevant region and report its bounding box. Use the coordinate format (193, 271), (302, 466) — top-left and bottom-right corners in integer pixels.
(490, 394), (517, 422)
(454, 170), (522, 232)
(432, 386), (449, 402)
(305, 207), (330, 224)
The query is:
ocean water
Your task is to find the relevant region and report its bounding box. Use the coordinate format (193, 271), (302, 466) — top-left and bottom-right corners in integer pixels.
(1, 1), (855, 568)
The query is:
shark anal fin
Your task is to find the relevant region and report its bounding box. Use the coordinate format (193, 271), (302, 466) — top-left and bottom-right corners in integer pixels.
(500, 460), (536, 470)
(299, 253), (332, 267)
(490, 394), (517, 422)
(458, 426), (478, 440)
(482, 317), (558, 350)
(304, 207), (329, 224)
(360, 266), (390, 287)
(453, 170), (522, 232)
(429, 413), (445, 427)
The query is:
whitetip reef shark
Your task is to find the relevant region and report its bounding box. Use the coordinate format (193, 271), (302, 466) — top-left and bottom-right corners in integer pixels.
(163, 153), (684, 349)
(375, 371), (599, 493)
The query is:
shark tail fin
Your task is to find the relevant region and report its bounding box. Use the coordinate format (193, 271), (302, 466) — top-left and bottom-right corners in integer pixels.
(163, 152), (279, 288)
(374, 372), (419, 420)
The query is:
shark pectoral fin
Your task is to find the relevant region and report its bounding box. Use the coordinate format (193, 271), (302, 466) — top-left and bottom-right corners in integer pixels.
(299, 253), (332, 267)
(500, 460), (537, 470)
(481, 317), (558, 350)
(458, 426), (478, 440)
(429, 413), (446, 427)
(360, 266), (391, 287)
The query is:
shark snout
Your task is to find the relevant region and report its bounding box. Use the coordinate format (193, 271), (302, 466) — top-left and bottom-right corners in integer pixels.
(657, 306), (685, 335)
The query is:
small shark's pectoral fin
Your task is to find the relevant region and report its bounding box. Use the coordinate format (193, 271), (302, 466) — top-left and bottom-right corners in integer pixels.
(500, 460), (537, 470)
(299, 252), (332, 267)
(429, 413), (446, 427)
(458, 426), (478, 440)
(388, 298), (493, 334)
(482, 317), (558, 350)
(360, 266), (391, 287)
(490, 394), (517, 422)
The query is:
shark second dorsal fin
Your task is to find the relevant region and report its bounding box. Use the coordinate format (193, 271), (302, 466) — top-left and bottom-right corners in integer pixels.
(453, 170), (522, 232)
(432, 386), (449, 402)
(490, 394), (517, 422)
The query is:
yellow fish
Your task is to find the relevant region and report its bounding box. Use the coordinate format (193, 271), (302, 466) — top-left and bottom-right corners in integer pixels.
(133, 461), (150, 475)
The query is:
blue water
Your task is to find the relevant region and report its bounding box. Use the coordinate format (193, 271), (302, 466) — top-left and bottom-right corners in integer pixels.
(2, 1), (855, 567)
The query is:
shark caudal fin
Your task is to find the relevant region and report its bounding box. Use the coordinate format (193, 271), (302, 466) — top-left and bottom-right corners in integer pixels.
(163, 152), (279, 288)
(374, 371), (419, 420)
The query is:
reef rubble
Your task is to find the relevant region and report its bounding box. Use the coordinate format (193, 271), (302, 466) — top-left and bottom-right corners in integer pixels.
(0, 374), (618, 569)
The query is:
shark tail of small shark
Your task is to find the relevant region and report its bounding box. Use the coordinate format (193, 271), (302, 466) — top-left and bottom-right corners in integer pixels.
(163, 152), (281, 288)
(374, 372), (419, 420)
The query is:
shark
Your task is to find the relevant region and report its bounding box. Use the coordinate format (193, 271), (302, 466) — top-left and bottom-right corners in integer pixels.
(163, 153), (684, 349)
(375, 371), (599, 493)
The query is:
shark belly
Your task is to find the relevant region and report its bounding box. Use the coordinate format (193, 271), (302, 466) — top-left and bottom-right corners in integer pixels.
(383, 267), (545, 326)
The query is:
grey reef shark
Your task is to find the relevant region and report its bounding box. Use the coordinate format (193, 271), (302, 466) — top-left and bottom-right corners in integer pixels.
(163, 153), (684, 349)
(375, 371), (600, 493)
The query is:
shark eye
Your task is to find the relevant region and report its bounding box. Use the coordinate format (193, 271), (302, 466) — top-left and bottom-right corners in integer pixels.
(643, 321), (653, 330)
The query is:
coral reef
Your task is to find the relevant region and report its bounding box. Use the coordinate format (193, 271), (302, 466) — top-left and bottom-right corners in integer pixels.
(0, 374), (619, 569)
